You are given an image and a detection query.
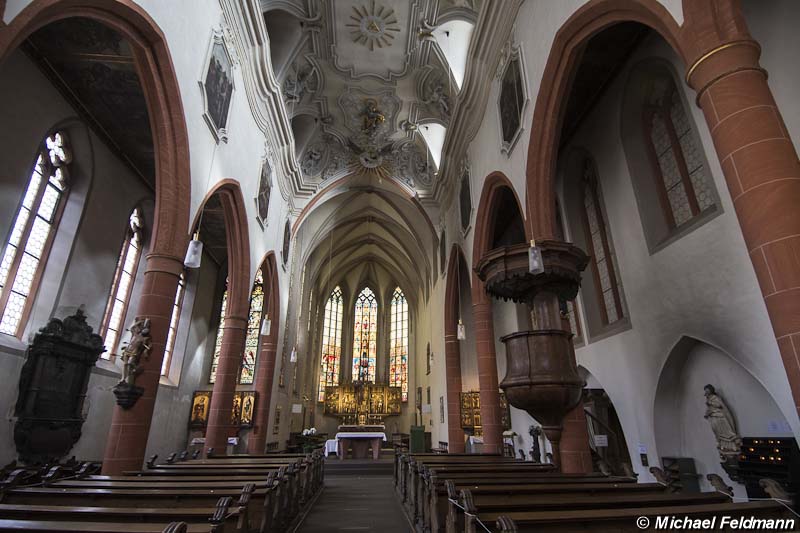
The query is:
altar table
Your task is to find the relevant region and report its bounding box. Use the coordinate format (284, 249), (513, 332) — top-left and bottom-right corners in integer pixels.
(335, 431), (387, 460)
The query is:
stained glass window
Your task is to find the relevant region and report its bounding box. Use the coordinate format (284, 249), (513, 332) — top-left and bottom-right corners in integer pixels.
(209, 282), (228, 383)
(100, 208), (144, 357)
(0, 132), (70, 337)
(389, 287), (409, 401)
(318, 286), (343, 401)
(240, 268), (264, 384)
(161, 272), (186, 376)
(581, 161), (624, 326)
(352, 287), (378, 383)
(645, 79), (715, 229)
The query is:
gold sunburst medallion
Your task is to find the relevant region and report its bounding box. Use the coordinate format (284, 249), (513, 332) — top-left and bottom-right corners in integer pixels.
(346, 1), (401, 51)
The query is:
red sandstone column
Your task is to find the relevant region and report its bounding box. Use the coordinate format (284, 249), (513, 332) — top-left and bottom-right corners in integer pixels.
(102, 254), (183, 475)
(686, 38), (800, 417)
(444, 331), (465, 453)
(472, 290), (503, 455)
(205, 314), (248, 454)
(248, 331), (278, 454)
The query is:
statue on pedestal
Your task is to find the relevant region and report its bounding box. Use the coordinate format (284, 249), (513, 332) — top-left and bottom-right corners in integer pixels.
(703, 384), (742, 460)
(112, 318), (152, 409)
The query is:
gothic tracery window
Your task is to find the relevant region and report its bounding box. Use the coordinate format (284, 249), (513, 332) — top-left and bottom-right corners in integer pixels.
(644, 78), (715, 229)
(209, 282), (228, 383)
(240, 268), (265, 384)
(581, 161), (624, 326)
(0, 132), (71, 337)
(100, 208), (144, 357)
(317, 286), (343, 401)
(352, 286), (378, 383)
(161, 272), (186, 376)
(389, 287), (409, 401)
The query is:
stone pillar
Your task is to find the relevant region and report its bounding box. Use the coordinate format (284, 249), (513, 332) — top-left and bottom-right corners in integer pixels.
(205, 314), (248, 454)
(472, 290), (503, 455)
(686, 32), (800, 416)
(444, 331), (465, 453)
(248, 331), (278, 454)
(101, 253), (183, 475)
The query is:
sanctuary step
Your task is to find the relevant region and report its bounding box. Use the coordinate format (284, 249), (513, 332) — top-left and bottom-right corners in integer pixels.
(324, 457), (394, 477)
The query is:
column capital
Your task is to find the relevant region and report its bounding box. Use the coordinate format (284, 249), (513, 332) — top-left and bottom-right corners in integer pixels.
(144, 252), (185, 277)
(685, 39), (764, 101)
(223, 314), (248, 330)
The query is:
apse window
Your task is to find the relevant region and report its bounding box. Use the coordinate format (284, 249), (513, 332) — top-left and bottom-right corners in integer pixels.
(100, 208), (145, 357)
(389, 287), (409, 401)
(318, 286), (344, 401)
(0, 132), (71, 337)
(352, 286), (378, 383)
(498, 47), (528, 154)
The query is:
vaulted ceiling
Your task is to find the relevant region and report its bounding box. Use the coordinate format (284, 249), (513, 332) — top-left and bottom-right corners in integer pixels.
(263, 0), (478, 199)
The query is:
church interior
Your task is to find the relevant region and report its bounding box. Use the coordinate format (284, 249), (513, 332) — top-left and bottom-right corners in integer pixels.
(1, 0), (800, 531)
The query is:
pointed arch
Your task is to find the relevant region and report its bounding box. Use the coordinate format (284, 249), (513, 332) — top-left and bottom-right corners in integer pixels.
(523, 0), (685, 240)
(444, 243), (468, 453)
(0, 0), (191, 259)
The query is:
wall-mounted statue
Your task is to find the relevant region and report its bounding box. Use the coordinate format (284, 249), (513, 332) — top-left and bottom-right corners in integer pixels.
(112, 317), (152, 409)
(703, 384), (743, 461)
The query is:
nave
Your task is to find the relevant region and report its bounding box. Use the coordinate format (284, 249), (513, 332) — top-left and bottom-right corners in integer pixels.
(3, 0), (800, 531)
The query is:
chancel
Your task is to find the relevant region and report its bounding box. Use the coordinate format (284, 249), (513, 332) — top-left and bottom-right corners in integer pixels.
(2, 1), (800, 532)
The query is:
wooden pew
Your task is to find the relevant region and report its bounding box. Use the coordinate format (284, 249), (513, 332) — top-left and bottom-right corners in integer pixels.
(489, 501), (791, 533)
(0, 498), (243, 533)
(0, 519), (213, 532)
(431, 480), (661, 533)
(452, 488), (732, 533)
(0, 482), (280, 533)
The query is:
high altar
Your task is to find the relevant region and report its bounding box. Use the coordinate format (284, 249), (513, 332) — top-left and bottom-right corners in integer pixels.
(323, 383), (402, 459)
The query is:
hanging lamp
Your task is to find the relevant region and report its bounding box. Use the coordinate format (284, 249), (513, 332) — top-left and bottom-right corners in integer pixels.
(184, 231), (203, 269)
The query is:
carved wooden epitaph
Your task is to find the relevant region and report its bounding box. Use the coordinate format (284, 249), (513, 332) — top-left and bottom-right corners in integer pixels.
(14, 309), (103, 464)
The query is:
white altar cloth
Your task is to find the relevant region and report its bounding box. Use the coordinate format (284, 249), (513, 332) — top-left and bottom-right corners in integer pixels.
(324, 439), (339, 457)
(334, 432), (387, 441)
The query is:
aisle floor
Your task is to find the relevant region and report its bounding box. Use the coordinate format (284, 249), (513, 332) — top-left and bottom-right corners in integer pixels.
(295, 475), (414, 532)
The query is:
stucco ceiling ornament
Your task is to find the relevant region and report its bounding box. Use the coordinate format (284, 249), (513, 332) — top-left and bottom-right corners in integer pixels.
(346, 1), (402, 51)
(418, 67), (452, 122)
(283, 60), (320, 103)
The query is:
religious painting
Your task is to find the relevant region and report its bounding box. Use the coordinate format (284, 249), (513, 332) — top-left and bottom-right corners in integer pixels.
(459, 391), (512, 431)
(459, 167), (472, 234)
(255, 158), (272, 229)
(230, 393), (243, 425)
(190, 391), (212, 427)
(498, 46), (528, 154)
(282, 220), (291, 267)
(240, 391), (256, 427)
(200, 32), (234, 143)
(426, 342), (431, 375)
